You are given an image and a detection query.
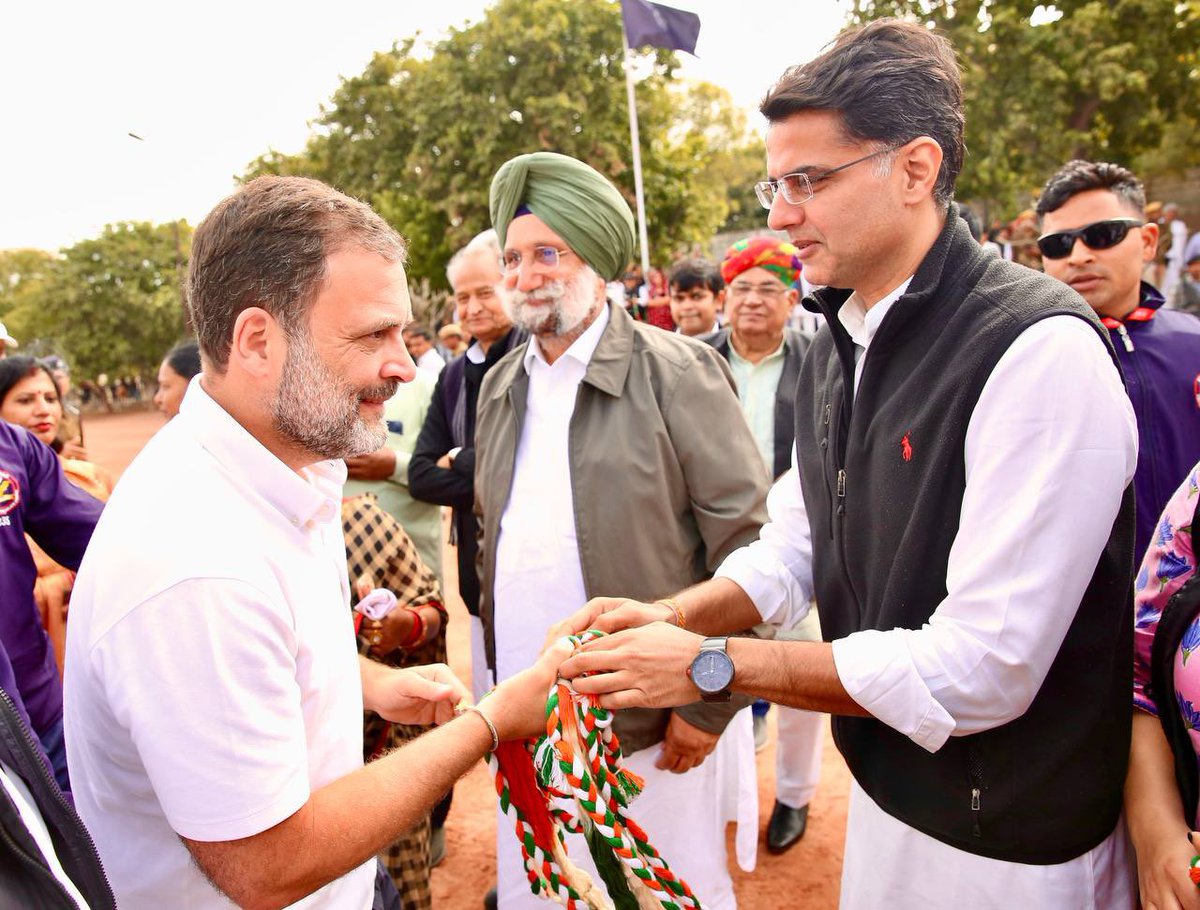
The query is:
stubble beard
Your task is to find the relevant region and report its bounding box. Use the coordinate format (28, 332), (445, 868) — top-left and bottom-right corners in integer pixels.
(272, 331), (396, 460)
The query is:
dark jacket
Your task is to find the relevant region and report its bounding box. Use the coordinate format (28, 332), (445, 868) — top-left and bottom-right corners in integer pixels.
(475, 304), (769, 754)
(797, 212), (1134, 863)
(409, 328), (526, 616)
(1103, 283), (1200, 559)
(0, 682), (114, 908)
(699, 326), (811, 480)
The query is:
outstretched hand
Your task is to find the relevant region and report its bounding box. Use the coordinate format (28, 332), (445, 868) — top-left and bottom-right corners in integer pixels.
(558, 622), (703, 711)
(370, 663), (466, 726)
(485, 638), (576, 742)
(543, 597), (676, 652)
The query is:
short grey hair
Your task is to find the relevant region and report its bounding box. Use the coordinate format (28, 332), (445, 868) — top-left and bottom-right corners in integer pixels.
(446, 229), (502, 285)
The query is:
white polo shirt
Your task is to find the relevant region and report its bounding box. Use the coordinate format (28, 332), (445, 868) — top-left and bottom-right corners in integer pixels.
(64, 380), (373, 909)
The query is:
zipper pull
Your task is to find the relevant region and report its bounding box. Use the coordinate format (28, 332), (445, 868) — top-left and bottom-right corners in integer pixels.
(836, 469), (846, 498)
(971, 787), (982, 837)
(824, 403), (831, 426)
(1116, 323), (1134, 353)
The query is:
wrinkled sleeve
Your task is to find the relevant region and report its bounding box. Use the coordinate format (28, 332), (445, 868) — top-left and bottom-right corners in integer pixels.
(92, 578), (310, 842)
(665, 346), (770, 735)
(715, 453), (815, 631)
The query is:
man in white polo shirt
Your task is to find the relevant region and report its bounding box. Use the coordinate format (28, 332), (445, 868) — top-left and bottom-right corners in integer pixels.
(64, 176), (558, 909)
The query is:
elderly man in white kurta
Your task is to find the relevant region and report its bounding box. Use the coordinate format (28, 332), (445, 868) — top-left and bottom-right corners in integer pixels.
(474, 152), (770, 910)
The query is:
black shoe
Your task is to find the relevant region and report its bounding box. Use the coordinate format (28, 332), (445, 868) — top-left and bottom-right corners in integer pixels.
(766, 801), (809, 854)
(484, 886), (497, 910)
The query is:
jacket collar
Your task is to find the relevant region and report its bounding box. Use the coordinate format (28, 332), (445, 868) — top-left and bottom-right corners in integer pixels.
(482, 301), (631, 404)
(580, 302), (634, 398)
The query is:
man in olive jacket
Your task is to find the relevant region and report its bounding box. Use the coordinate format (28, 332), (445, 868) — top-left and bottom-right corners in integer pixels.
(475, 152), (769, 910)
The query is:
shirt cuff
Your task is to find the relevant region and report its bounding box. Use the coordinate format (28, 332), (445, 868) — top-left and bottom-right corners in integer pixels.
(831, 629), (956, 753)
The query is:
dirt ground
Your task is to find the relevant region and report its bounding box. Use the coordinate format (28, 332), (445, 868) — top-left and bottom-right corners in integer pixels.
(87, 408), (849, 909)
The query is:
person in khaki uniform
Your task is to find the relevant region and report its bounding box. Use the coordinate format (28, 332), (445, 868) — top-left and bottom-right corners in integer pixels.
(474, 152), (769, 910)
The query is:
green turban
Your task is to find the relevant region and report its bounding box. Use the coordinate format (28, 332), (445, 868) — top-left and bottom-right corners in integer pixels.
(489, 152), (636, 282)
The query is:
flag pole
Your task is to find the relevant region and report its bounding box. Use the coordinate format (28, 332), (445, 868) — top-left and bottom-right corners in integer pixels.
(622, 35), (652, 281)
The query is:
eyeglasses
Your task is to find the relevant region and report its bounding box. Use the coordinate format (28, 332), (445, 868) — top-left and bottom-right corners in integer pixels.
(1036, 218), (1143, 260)
(500, 246), (575, 272)
(727, 281), (788, 299)
(755, 144), (902, 209)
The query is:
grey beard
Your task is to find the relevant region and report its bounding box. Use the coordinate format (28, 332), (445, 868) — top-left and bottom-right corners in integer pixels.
(273, 335), (395, 460)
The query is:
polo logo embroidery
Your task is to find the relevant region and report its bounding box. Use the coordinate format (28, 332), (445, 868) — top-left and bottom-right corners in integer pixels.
(0, 470), (20, 517)
(901, 433), (913, 462)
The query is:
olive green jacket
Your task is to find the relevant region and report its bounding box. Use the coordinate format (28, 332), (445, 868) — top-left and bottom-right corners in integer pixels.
(474, 303), (770, 754)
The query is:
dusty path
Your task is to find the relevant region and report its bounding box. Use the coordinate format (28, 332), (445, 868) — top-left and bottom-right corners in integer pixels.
(87, 409), (848, 909)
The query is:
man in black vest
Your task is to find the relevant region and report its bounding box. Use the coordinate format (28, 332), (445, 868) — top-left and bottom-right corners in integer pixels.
(557, 19), (1138, 909)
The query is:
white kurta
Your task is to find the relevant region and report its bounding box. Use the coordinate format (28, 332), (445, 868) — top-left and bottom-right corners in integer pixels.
(717, 282), (1139, 909)
(493, 306), (754, 910)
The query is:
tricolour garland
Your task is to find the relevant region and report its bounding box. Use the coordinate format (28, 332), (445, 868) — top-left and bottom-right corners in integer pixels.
(489, 631), (703, 910)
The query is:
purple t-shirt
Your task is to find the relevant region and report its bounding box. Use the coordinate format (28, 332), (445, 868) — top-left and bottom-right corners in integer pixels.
(0, 422), (102, 746)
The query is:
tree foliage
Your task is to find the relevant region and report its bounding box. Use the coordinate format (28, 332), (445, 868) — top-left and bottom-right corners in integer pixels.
(0, 223), (190, 379)
(244, 0), (763, 285)
(849, 0), (1200, 217)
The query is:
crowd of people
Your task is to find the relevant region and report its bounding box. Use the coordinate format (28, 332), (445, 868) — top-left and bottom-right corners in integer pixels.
(1, 15), (1200, 910)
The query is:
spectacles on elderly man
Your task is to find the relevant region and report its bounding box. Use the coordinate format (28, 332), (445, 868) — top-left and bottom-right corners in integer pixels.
(727, 281), (789, 299)
(754, 144), (902, 209)
(500, 246), (575, 272)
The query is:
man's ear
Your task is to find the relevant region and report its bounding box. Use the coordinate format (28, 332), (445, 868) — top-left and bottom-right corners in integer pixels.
(714, 289), (726, 312)
(1139, 222), (1160, 264)
(229, 307), (283, 379)
(897, 136), (944, 205)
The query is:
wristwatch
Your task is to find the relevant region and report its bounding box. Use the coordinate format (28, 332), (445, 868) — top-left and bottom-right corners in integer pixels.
(689, 637), (734, 703)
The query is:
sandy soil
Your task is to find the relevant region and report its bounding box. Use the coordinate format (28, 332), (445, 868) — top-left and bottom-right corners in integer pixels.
(87, 408), (849, 909)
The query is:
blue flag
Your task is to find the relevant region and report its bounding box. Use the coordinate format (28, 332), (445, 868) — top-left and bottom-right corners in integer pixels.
(620, 0), (700, 55)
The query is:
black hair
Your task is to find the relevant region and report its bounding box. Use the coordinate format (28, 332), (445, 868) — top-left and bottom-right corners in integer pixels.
(668, 258), (724, 294)
(1036, 160), (1146, 219)
(0, 356), (61, 409)
(164, 340), (201, 380)
(761, 18), (964, 208)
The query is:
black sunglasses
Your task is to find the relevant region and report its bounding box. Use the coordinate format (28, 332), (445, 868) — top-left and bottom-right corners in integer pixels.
(1037, 218), (1143, 260)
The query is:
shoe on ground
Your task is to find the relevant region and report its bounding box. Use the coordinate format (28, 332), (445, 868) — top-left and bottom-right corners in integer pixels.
(766, 800), (809, 854)
(484, 886), (497, 910)
(429, 824), (446, 868)
(753, 712), (769, 753)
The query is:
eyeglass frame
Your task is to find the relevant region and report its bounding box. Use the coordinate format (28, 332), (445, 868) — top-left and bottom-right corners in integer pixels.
(726, 280), (791, 299)
(499, 246), (576, 273)
(754, 143), (905, 210)
(1035, 218), (1144, 260)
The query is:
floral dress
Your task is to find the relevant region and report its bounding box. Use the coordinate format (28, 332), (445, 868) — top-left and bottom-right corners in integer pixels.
(1133, 463), (1200, 824)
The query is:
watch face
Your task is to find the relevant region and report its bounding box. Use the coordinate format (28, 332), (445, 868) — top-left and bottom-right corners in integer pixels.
(691, 649), (734, 694)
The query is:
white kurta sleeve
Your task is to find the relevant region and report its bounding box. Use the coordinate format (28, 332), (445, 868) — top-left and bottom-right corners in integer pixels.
(832, 315), (1137, 752)
(715, 454), (815, 630)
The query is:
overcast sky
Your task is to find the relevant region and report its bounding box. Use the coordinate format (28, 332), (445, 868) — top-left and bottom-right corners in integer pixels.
(1, 1), (849, 252)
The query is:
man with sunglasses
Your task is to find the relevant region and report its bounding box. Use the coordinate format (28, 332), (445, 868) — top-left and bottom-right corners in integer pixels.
(477, 151), (769, 909)
(555, 19), (1138, 909)
(1038, 159), (1200, 560)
